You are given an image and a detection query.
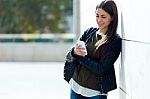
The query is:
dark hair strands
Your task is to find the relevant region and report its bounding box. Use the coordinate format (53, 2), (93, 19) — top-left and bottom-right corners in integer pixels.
(94, 0), (118, 58)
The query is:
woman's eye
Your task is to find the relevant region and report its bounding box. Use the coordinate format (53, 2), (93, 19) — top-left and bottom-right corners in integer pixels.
(95, 13), (99, 17)
(101, 16), (106, 18)
(96, 15), (99, 17)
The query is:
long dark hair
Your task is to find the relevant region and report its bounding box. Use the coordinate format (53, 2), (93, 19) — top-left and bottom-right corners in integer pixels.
(96, 0), (118, 43)
(94, 0), (118, 58)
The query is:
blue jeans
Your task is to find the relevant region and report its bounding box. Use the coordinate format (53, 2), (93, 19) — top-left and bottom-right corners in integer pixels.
(70, 90), (107, 99)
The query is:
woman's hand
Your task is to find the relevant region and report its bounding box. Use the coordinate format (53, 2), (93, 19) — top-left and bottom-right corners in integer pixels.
(73, 44), (87, 56)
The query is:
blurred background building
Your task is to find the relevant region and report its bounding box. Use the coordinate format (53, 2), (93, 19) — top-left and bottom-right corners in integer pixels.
(0, 0), (75, 62)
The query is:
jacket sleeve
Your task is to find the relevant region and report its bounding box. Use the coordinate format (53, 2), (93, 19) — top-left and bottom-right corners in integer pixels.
(66, 27), (96, 63)
(66, 47), (76, 63)
(77, 38), (122, 75)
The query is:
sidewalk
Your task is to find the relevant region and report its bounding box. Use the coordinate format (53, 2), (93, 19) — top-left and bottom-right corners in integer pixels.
(0, 62), (118, 99)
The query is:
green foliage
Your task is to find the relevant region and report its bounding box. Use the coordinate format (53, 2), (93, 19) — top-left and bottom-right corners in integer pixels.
(0, 0), (73, 34)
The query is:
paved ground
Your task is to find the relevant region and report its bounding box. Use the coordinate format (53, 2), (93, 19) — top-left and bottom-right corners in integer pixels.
(0, 62), (118, 99)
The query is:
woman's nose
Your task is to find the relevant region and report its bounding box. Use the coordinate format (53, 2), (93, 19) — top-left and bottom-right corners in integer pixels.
(97, 18), (102, 22)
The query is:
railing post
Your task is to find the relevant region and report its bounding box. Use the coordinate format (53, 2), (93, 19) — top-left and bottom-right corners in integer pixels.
(73, 0), (80, 41)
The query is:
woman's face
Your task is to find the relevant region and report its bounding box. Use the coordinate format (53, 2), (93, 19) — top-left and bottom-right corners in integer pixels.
(95, 8), (112, 32)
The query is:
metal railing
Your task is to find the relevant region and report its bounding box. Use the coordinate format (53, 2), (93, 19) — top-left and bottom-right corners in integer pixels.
(0, 33), (76, 43)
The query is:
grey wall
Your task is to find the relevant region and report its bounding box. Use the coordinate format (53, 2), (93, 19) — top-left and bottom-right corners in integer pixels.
(120, 0), (150, 99)
(0, 43), (73, 62)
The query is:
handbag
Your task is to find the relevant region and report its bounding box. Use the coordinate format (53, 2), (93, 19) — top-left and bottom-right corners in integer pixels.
(63, 61), (76, 83)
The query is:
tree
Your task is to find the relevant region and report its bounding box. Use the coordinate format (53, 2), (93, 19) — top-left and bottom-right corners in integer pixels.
(0, 0), (73, 34)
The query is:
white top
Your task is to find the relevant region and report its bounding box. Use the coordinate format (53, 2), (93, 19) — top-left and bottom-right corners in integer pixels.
(69, 78), (107, 97)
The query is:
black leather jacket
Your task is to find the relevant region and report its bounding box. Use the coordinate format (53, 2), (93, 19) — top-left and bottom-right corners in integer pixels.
(64, 27), (122, 93)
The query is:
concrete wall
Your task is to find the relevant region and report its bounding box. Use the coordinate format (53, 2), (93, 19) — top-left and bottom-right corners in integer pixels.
(120, 0), (150, 99)
(0, 43), (73, 62)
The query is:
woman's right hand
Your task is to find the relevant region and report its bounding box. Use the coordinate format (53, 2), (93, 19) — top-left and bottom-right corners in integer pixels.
(73, 44), (87, 56)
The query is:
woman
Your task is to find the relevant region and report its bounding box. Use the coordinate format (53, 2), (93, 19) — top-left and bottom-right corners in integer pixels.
(64, 0), (122, 99)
